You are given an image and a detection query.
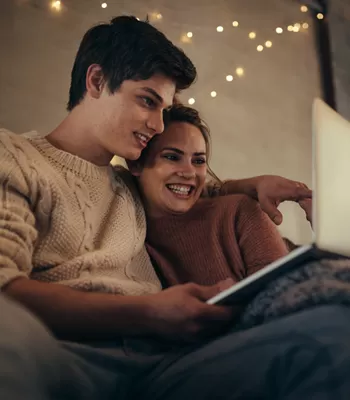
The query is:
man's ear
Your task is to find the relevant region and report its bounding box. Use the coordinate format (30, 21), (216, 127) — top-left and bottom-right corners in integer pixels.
(86, 64), (105, 99)
(126, 159), (143, 176)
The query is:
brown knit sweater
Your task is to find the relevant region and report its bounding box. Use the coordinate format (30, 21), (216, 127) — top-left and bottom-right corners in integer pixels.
(146, 194), (288, 287)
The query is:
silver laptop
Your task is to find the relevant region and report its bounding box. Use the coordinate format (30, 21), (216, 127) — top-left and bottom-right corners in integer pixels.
(208, 98), (350, 306)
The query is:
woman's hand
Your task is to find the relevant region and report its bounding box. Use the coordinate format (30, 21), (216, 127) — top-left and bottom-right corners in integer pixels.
(255, 175), (312, 225)
(298, 198), (313, 226)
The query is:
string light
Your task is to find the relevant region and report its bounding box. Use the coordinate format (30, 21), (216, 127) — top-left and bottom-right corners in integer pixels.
(51, 0), (61, 11)
(236, 67), (244, 77)
(136, 17), (140, 21)
(95, 3), (314, 105)
(180, 34), (191, 44)
(317, 13), (324, 20)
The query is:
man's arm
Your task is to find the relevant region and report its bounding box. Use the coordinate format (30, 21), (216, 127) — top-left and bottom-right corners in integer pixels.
(205, 176), (312, 225)
(0, 133), (233, 343)
(4, 278), (149, 340)
(4, 278), (234, 342)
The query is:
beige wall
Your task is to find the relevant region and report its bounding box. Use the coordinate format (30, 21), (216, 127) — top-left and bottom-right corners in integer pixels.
(0, 0), (322, 244)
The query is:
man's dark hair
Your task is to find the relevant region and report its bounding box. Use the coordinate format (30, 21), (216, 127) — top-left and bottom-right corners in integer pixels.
(67, 16), (197, 111)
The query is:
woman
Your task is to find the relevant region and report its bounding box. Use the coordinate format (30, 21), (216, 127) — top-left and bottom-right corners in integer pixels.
(130, 105), (288, 287)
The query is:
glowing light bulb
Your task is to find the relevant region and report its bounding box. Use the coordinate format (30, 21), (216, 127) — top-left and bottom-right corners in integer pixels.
(226, 75), (233, 82)
(301, 5), (308, 12)
(101, 2), (107, 8)
(293, 24), (300, 32)
(188, 98), (195, 105)
(276, 27), (283, 34)
(186, 32), (193, 38)
(210, 91), (217, 98)
(248, 32), (256, 39)
(232, 21), (239, 27)
(287, 25), (294, 31)
(257, 45), (264, 52)
(156, 13), (162, 20)
(217, 26), (224, 32)
(317, 13), (324, 20)
(51, 0), (61, 11)
(265, 40), (272, 48)
(302, 22), (309, 29)
(236, 67), (244, 77)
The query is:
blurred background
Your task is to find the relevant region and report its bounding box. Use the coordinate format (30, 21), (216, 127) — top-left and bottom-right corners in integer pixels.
(0, 0), (349, 244)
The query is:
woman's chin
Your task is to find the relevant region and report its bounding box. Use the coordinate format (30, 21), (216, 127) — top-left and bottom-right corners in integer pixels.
(165, 202), (193, 215)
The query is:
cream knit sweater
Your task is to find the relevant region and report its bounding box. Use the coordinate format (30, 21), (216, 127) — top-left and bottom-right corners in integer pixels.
(0, 129), (161, 295)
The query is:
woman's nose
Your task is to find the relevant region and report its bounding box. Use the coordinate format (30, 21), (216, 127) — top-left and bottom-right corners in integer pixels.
(177, 170), (196, 179)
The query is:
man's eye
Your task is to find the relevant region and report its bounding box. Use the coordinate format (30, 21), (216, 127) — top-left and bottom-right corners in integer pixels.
(142, 97), (155, 107)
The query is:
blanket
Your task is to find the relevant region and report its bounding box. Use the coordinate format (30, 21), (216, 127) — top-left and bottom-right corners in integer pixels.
(238, 259), (350, 329)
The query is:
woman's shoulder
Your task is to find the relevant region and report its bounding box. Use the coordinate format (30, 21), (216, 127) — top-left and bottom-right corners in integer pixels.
(189, 195), (257, 223)
(199, 193), (258, 210)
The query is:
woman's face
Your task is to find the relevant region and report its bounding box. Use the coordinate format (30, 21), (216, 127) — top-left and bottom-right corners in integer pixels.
(137, 121), (207, 217)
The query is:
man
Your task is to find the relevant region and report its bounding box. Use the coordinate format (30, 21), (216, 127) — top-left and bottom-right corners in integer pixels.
(2, 15), (349, 400)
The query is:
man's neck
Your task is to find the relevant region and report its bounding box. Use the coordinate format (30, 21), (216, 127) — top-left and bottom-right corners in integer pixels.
(46, 110), (113, 166)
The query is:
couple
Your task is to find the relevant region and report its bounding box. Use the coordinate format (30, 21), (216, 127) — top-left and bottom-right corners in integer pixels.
(1, 16), (350, 400)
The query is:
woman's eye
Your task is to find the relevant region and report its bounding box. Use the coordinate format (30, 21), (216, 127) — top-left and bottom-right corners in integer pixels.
(193, 158), (206, 165)
(163, 154), (179, 161)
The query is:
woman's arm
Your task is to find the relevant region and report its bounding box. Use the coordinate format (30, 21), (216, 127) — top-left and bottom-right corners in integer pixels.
(204, 176), (312, 225)
(234, 196), (289, 276)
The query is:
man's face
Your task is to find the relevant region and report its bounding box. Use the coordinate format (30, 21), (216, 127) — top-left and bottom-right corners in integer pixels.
(91, 74), (176, 161)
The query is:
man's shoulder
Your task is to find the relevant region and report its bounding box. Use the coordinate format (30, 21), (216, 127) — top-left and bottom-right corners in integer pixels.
(0, 129), (49, 180)
(110, 165), (143, 203)
(0, 128), (38, 154)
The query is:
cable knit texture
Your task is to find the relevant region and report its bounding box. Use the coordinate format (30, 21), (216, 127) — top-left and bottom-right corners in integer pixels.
(146, 195), (288, 287)
(0, 129), (161, 295)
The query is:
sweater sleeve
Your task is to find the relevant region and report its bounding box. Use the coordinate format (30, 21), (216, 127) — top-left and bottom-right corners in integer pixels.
(0, 131), (38, 288)
(201, 180), (222, 198)
(235, 195), (288, 276)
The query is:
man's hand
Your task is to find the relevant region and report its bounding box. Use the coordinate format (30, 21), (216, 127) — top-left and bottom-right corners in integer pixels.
(255, 176), (312, 225)
(144, 280), (237, 342)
